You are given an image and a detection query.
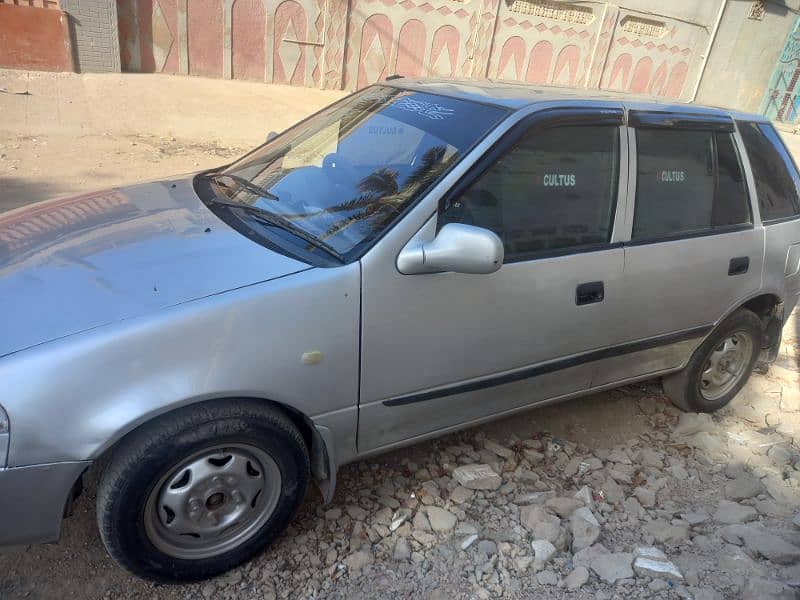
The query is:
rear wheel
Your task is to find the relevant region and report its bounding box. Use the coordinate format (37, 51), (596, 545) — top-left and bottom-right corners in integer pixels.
(96, 399), (309, 582)
(663, 309), (762, 413)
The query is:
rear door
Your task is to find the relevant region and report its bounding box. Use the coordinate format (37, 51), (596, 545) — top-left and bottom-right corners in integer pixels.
(596, 111), (764, 385)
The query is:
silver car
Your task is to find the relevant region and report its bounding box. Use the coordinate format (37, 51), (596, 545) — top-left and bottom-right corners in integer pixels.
(1, 79), (799, 582)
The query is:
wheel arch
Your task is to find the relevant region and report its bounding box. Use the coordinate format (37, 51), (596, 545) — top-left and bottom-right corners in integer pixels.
(92, 395), (336, 503)
(720, 291), (785, 363)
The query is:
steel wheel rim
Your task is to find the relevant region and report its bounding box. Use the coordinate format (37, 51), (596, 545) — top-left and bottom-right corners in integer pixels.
(144, 443), (281, 560)
(699, 330), (753, 402)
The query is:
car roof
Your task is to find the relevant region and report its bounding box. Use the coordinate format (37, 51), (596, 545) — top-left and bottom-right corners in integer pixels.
(384, 77), (767, 123)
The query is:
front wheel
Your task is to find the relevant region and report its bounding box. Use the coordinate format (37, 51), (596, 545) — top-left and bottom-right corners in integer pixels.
(663, 308), (762, 413)
(96, 399), (309, 583)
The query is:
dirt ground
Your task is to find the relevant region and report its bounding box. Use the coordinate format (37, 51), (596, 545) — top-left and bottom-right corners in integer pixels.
(1, 72), (799, 600)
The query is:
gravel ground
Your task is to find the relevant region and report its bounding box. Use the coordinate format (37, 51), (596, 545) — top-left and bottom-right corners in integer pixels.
(1, 132), (800, 600)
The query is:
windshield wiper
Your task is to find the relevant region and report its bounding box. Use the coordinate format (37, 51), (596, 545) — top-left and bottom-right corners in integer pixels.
(203, 172), (280, 201)
(207, 197), (344, 263)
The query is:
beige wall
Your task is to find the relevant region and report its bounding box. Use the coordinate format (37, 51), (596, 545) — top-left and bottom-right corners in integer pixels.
(697, 0), (800, 112)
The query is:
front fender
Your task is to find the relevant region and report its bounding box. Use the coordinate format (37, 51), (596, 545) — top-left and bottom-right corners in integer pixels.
(0, 265), (360, 468)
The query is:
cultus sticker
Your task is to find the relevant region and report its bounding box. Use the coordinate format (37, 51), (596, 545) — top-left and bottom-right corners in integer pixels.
(657, 170), (686, 183)
(540, 174), (576, 187)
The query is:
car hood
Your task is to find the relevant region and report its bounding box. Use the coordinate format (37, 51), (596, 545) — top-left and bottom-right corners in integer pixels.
(0, 176), (311, 357)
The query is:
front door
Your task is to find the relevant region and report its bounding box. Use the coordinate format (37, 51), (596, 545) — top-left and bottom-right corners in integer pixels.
(357, 107), (631, 452)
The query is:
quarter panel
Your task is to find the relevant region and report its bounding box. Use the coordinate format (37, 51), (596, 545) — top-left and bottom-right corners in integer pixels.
(0, 265), (361, 467)
(764, 220), (800, 300)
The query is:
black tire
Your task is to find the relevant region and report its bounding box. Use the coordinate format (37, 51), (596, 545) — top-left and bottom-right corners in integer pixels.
(96, 399), (309, 583)
(663, 308), (762, 413)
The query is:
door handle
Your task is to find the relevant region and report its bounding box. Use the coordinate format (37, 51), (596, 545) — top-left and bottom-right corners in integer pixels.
(728, 256), (749, 276)
(576, 281), (604, 306)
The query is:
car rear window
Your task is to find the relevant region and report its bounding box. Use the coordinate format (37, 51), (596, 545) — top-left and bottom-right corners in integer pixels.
(632, 128), (751, 240)
(737, 121), (800, 222)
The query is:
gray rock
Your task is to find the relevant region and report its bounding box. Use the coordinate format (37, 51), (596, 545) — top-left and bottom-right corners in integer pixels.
(794, 512), (800, 528)
(632, 546), (684, 582)
(623, 496), (645, 518)
(514, 490), (556, 506)
(519, 505), (553, 531)
(536, 570), (559, 586)
(636, 448), (664, 468)
(477, 540), (497, 556)
(683, 509), (710, 526)
(450, 486), (474, 505)
(393, 538), (411, 561)
(742, 577), (797, 600)
(672, 412), (715, 437)
(690, 588), (723, 600)
(564, 566), (590, 590)
(324, 508), (342, 521)
(634, 486), (656, 508)
(346, 505), (367, 521)
(649, 579), (669, 592)
(714, 500), (758, 524)
(411, 530), (436, 546)
(426, 506), (457, 532)
(755, 499), (793, 518)
(534, 519), (565, 549)
(390, 508), (412, 532)
(768, 445), (794, 467)
(684, 432), (728, 460)
(573, 543), (609, 568)
(574, 485), (594, 507)
(343, 548), (373, 572)
(523, 449), (545, 464)
(644, 519), (690, 545)
(460, 533), (478, 550)
(413, 510), (431, 532)
(564, 457), (583, 478)
(545, 496), (584, 517)
(724, 475), (766, 501)
(590, 552), (634, 584)
(571, 507), (601, 552)
(721, 524), (800, 565)
(485, 439), (514, 459)
(717, 546), (764, 577)
(531, 539), (557, 566)
(452, 464), (502, 491)
(603, 478), (625, 505)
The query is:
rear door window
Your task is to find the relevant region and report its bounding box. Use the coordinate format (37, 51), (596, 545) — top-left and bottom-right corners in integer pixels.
(632, 128), (751, 240)
(737, 121), (800, 222)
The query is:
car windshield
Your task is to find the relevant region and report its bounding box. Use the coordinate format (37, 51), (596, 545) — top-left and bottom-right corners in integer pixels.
(204, 85), (507, 260)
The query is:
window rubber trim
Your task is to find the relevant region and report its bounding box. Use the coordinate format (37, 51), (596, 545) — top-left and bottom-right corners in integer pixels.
(761, 213), (800, 226)
(382, 324), (712, 407)
(435, 106), (626, 263)
(624, 223), (754, 247)
(629, 110), (735, 132)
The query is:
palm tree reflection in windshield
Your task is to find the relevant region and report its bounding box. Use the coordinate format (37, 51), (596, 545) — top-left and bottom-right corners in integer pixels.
(283, 145), (450, 245)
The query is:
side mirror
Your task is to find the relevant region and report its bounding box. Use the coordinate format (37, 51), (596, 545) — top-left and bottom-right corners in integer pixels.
(397, 223), (504, 275)
(266, 131), (278, 143)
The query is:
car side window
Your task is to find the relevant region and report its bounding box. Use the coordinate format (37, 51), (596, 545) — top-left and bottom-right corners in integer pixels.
(632, 129), (751, 240)
(439, 124), (620, 261)
(737, 121), (800, 222)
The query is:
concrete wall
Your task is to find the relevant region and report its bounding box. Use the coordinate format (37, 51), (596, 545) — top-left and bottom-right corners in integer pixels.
(697, 0), (800, 112)
(61, 0), (121, 72)
(117, 0), (735, 103)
